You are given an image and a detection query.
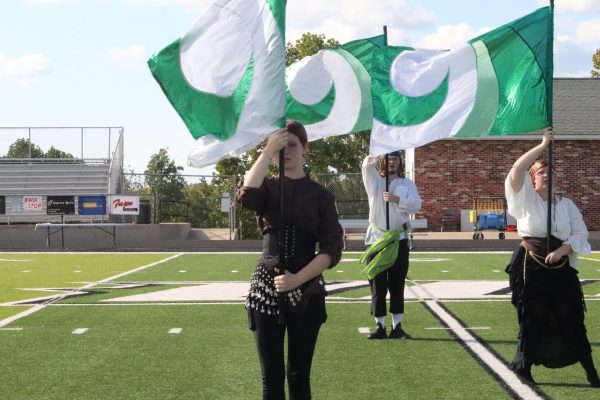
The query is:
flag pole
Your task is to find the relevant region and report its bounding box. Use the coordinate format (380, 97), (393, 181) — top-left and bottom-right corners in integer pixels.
(383, 25), (390, 230)
(546, 0), (555, 253)
(279, 149), (285, 271)
(277, 133), (286, 323)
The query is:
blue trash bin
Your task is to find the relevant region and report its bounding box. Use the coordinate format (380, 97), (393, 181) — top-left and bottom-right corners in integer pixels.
(496, 214), (505, 230)
(486, 213), (498, 229)
(477, 214), (487, 229)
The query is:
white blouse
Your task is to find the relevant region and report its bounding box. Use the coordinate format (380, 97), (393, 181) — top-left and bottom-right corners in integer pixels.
(362, 157), (422, 245)
(504, 170), (591, 267)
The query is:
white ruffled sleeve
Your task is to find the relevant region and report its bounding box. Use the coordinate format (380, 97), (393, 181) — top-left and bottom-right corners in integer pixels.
(564, 198), (591, 267)
(504, 171), (533, 220)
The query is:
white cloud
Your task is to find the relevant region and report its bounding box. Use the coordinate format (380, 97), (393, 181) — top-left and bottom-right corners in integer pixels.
(554, 39), (594, 76)
(106, 45), (148, 68)
(286, 0), (435, 44)
(0, 53), (51, 86)
(416, 23), (490, 50)
(575, 19), (600, 43)
(554, 0), (600, 13)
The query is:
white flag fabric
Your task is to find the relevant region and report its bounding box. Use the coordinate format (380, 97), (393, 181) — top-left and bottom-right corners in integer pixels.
(148, 0), (286, 168)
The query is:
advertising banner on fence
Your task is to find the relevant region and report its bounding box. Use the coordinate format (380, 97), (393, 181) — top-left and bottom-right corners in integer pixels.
(78, 195), (107, 215)
(0, 196), (4, 214)
(109, 195), (140, 215)
(47, 196), (75, 215)
(12, 196), (44, 213)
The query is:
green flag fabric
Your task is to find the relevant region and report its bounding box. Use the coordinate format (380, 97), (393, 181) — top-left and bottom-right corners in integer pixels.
(150, 6), (552, 167)
(285, 35), (385, 140)
(148, 0), (286, 168)
(359, 229), (400, 280)
(370, 6), (552, 155)
(284, 7), (553, 155)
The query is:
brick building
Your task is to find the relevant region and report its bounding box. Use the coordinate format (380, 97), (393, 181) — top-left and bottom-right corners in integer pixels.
(406, 78), (600, 231)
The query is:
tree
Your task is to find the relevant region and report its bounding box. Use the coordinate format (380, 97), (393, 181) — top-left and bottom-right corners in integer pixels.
(4, 138), (74, 159)
(286, 33), (340, 66)
(144, 148), (186, 222)
(45, 146), (74, 159)
(6, 138), (44, 158)
(592, 48), (600, 77)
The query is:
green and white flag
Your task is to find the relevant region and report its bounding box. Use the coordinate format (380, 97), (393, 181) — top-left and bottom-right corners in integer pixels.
(285, 8), (552, 153)
(148, 0), (286, 168)
(285, 36), (385, 141)
(370, 6), (553, 155)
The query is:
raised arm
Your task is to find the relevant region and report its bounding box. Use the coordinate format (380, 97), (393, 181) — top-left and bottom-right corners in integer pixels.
(508, 128), (553, 193)
(243, 130), (287, 188)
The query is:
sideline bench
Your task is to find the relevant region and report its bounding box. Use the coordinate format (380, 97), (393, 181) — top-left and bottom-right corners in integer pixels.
(35, 223), (127, 250)
(339, 218), (427, 249)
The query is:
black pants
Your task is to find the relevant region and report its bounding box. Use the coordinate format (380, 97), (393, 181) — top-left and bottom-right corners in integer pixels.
(369, 239), (410, 317)
(249, 295), (326, 400)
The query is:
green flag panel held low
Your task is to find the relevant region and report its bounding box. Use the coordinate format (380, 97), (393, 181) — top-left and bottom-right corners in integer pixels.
(359, 230), (400, 280)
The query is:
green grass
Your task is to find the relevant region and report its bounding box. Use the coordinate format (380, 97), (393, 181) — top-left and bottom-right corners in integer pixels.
(2, 251), (600, 399)
(115, 253), (258, 282)
(0, 306), (29, 320)
(443, 300), (600, 398)
(0, 253), (171, 303)
(0, 303), (513, 400)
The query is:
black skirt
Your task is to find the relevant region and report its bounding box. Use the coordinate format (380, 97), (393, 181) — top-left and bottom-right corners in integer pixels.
(506, 244), (590, 369)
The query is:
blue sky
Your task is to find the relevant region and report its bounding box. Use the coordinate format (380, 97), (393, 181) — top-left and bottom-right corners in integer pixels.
(1, 0), (598, 175)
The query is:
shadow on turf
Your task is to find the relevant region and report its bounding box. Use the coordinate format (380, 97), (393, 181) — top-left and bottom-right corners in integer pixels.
(407, 337), (518, 345)
(537, 382), (594, 389)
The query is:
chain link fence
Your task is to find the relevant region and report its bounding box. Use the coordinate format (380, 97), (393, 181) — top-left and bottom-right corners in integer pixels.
(121, 172), (368, 239)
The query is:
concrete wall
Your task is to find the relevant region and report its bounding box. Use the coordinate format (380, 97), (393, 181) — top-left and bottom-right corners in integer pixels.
(0, 223), (246, 251)
(1, 224), (599, 252)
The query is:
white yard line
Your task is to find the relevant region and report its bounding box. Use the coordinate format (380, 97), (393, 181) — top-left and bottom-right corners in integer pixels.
(580, 257), (600, 263)
(0, 253), (184, 328)
(407, 280), (543, 400)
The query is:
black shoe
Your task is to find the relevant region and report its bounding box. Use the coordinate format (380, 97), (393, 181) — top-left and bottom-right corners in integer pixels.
(367, 323), (387, 339)
(388, 324), (411, 339)
(587, 372), (600, 388)
(515, 368), (536, 384)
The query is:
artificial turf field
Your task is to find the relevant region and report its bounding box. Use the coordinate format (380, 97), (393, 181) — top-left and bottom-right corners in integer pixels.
(1, 252), (600, 399)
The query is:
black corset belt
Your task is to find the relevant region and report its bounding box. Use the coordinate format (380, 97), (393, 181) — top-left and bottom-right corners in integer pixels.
(262, 225), (316, 273)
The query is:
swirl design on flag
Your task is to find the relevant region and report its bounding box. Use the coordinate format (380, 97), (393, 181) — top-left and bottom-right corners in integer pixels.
(286, 49), (372, 141)
(370, 44), (479, 155)
(181, 0), (286, 165)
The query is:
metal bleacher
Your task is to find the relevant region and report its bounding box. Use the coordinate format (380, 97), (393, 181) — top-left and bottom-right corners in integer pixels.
(0, 127), (123, 224)
(0, 161), (111, 196)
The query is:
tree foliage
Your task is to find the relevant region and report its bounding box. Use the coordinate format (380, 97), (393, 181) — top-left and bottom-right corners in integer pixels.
(285, 33), (340, 66)
(4, 138), (74, 159)
(45, 146), (74, 159)
(144, 148), (186, 222)
(144, 148), (185, 195)
(6, 138), (46, 158)
(592, 48), (600, 78)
